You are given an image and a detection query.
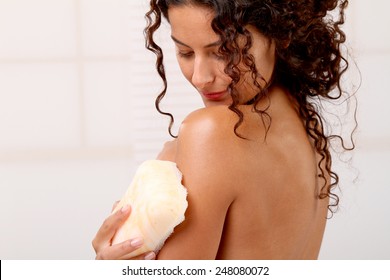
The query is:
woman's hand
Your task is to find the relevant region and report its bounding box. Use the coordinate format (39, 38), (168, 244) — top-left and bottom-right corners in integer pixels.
(92, 203), (156, 260)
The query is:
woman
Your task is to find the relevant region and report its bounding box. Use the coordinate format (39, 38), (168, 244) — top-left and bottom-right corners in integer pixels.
(93, 0), (354, 259)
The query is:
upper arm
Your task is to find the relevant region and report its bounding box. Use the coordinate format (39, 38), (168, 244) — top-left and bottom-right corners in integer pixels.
(156, 109), (239, 259)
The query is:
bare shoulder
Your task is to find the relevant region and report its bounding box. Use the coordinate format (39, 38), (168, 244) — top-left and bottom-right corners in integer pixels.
(177, 105), (266, 145)
(179, 106), (236, 134)
(156, 106), (238, 162)
(176, 106), (245, 168)
(175, 106), (250, 201)
(156, 106), (242, 164)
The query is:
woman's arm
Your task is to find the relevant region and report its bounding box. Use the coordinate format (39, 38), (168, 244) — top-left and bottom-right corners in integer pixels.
(156, 108), (240, 259)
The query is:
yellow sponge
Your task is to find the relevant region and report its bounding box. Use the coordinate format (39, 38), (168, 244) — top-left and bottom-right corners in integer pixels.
(111, 160), (188, 257)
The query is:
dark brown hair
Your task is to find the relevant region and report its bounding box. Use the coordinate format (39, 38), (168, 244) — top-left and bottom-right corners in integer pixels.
(144, 0), (356, 214)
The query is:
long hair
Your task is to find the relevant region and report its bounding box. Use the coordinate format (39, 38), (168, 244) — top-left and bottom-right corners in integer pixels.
(145, 0), (356, 214)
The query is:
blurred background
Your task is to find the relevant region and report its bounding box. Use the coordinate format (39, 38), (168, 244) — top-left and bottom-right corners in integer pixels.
(0, 0), (389, 259)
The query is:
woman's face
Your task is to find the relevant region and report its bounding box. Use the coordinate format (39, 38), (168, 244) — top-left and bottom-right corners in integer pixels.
(168, 4), (276, 107)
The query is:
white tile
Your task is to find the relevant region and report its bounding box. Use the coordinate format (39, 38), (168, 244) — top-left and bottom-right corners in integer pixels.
(354, 53), (390, 141)
(354, 0), (390, 51)
(80, 0), (141, 56)
(0, 0), (77, 59)
(320, 149), (390, 259)
(342, 0), (357, 48)
(83, 61), (135, 147)
(0, 63), (81, 150)
(0, 159), (136, 259)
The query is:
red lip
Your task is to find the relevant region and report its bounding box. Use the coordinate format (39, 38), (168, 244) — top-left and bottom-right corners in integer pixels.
(201, 91), (227, 101)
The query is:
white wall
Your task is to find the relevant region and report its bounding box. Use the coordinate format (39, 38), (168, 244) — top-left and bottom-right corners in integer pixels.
(0, 0), (389, 259)
(319, 0), (390, 259)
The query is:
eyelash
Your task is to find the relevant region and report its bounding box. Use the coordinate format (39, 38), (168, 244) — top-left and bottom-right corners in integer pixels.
(177, 51), (224, 61)
(177, 51), (194, 58)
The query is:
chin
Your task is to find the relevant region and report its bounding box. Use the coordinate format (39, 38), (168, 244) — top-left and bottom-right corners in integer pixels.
(203, 98), (232, 108)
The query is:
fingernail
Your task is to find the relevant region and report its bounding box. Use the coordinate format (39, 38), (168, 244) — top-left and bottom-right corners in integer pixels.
(121, 205), (130, 213)
(130, 237), (144, 248)
(144, 252), (156, 260)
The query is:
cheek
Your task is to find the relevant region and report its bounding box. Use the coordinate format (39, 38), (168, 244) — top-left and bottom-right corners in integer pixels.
(254, 47), (276, 82)
(260, 54), (276, 81)
(177, 59), (193, 83)
(216, 61), (231, 83)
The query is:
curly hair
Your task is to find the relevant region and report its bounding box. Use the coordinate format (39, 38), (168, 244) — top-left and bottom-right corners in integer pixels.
(144, 0), (356, 214)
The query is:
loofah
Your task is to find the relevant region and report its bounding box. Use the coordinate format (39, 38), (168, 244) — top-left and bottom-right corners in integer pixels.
(111, 160), (188, 257)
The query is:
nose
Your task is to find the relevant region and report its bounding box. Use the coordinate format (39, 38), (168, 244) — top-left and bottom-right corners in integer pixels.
(192, 57), (215, 90)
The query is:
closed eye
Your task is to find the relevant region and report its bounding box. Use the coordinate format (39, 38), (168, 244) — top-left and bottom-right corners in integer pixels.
(177, 51), (194, 58)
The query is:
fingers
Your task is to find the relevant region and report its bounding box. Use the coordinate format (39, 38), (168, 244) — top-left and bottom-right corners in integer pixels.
(111, 200), (120, 212)
(95, 237), (156, 260)
(130, 251), (156, 260)
(92, 205), (131, 253)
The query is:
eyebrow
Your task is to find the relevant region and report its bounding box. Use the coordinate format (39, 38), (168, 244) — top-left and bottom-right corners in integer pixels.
(171, 35), (221, 49)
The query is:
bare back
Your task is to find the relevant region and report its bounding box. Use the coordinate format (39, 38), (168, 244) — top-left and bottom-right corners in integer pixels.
(157, 86), (329, 259)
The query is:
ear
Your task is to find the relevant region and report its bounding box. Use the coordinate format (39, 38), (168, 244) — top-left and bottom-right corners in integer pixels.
(281, 39), (291, 49)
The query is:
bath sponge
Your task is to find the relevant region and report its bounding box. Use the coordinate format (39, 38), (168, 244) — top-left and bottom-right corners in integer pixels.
(111, 160), (188, 257)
